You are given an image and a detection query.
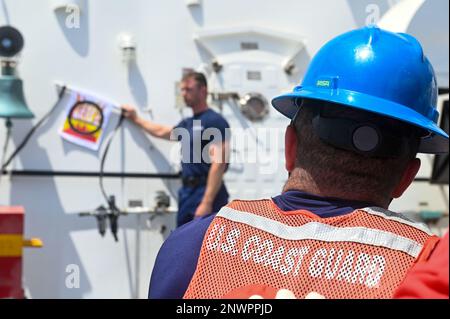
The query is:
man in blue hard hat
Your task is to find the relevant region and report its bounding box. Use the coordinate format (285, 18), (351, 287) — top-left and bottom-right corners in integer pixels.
(122, 72), (230, 227)
(148, 26), (449, 299)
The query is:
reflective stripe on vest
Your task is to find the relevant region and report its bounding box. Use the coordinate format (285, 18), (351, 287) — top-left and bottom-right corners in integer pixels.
(217, 206), (424, 258)
(361, 207), (433, 236)
(184, 200), (433, 299)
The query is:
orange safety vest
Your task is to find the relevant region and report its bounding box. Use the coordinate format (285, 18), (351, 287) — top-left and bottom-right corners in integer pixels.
(184, 199), (438, 299)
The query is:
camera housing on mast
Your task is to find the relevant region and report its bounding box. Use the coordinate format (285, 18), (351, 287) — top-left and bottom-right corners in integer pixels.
(118, 32), (137, 65)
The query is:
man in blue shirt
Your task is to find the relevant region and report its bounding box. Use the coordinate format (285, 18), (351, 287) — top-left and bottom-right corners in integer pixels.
(122, 72), (229, 226)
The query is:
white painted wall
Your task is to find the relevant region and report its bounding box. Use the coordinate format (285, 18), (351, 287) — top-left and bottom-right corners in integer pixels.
(0, 0), (447, 298)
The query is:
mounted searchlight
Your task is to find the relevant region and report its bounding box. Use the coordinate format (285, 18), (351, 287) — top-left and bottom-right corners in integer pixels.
(239, 92), (269, 121)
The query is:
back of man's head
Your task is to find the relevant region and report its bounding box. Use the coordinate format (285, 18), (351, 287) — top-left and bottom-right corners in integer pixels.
(290, 99), (422, 206)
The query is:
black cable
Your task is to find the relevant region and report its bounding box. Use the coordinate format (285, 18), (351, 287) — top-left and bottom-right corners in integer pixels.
(0, 119), (12, 187)
(99, 110), (125, 206)
(1, 169), (181, 178)
(98, 111), (125, 242)
(1, 86), (67, 170)
(1, 119), (11, 166)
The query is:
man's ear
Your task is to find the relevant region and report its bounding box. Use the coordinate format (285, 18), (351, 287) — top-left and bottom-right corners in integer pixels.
(200, 85), (208, 98)
(285, 125), (298, 172)
(391, 158), (421, 198)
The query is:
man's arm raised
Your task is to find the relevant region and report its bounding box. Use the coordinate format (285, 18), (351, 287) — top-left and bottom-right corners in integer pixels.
(122, 104), (173, 140)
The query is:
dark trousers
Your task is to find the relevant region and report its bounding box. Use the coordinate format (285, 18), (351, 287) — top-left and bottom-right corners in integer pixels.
(177, 184), (229, 227)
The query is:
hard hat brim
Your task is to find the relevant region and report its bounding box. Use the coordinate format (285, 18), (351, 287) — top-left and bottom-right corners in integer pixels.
(272, 87), (449, 154)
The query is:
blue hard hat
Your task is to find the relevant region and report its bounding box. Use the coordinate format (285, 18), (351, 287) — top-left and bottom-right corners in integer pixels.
(272, 26), (448, 154)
